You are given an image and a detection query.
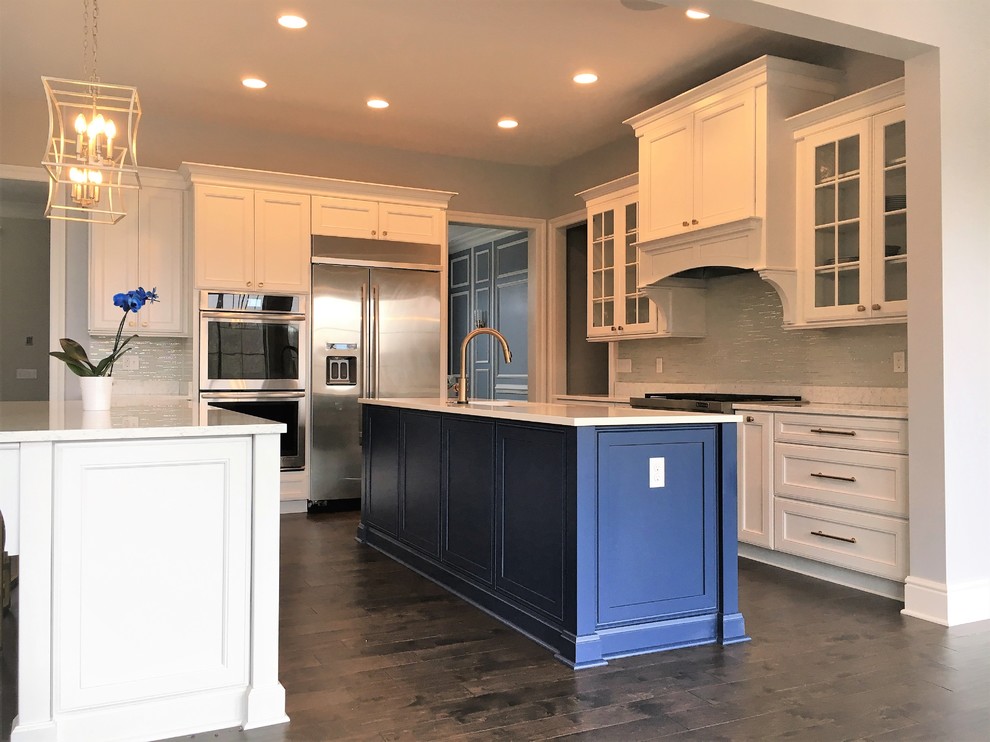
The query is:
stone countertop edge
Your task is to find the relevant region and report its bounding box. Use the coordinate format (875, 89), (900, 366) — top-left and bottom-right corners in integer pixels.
(733, 401), (908, 418)
(0, 400), (285, 443)
(360, 397), (741, 426)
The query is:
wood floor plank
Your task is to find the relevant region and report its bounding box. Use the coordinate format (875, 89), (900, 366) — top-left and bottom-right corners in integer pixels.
(4, 509), (990, 742)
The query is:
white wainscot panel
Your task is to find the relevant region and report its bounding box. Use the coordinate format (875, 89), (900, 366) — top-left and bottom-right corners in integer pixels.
(54, 437), (252, 713)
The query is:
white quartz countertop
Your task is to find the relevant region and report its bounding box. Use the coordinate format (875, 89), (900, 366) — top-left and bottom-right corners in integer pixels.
(0, 399), (284, 443)
(361, 397), (740, 426)
(733, 401), (908, 419)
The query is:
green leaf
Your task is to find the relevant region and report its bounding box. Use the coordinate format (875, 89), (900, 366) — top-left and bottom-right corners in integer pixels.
(49, 352), (96, 377)
(115, 334), (139, 351)
(58, 338), (92, 365)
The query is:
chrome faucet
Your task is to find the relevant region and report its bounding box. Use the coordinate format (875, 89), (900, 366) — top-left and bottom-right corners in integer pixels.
(456, 327), (512, 404)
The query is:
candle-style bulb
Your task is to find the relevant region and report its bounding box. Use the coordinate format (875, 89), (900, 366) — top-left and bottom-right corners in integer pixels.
(74, 114), (87, 133)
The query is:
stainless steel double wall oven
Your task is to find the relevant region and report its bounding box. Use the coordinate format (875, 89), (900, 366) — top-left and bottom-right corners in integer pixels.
(199, 291), (307, 470)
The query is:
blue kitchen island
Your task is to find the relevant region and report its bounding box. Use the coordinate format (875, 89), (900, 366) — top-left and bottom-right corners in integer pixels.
(357, 398), (748, 668)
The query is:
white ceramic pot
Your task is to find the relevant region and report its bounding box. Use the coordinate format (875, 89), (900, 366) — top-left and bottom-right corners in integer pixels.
(80, 376), (113, 411)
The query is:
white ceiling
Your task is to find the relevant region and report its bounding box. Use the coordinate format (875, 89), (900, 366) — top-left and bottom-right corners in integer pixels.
(2, 0), (865, 167)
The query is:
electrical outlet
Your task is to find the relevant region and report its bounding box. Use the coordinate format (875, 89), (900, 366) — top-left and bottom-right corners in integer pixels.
(649, 457), (665, 488)
(892, 351), (906, 373)
(16, 368), (37, 379)
(616, 358), (632, 373)
(656, 357), (664, 373)
(117, 355), (140, 371)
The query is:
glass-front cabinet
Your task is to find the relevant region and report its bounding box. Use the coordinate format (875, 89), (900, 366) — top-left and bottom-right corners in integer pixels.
(581, 175), (658, 340)
(792, 81), (907, 326)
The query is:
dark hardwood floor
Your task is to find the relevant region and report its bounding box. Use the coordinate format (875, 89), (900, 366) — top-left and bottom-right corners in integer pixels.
(4, 510), (990, 741)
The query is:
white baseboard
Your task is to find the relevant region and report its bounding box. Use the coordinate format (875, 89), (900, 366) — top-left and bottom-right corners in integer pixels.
(739, 543), (904, 601)
(279, 499), (307, 514)
(903, 575), (990, 626)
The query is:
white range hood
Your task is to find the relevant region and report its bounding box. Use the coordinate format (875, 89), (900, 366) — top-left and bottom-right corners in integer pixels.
(626, 56), (842, 326)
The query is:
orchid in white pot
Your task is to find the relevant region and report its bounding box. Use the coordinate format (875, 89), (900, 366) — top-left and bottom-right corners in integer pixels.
(50, 287), (159, 377)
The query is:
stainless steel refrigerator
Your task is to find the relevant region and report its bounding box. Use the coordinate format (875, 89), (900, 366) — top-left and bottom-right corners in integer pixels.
(310, 259), (441, 502)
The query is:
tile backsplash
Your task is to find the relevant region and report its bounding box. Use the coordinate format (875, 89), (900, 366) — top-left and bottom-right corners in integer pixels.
(89, 335), (193, 397)
(616, 272), (908, 404)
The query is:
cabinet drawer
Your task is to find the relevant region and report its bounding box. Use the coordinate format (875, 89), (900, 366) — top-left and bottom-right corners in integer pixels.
(775, 413), (908, 453)
(774, 443), (907, 516)
(773, 498), (908, 581)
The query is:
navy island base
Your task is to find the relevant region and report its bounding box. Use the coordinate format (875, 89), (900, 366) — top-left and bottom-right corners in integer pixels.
(357, 399), (748, 669)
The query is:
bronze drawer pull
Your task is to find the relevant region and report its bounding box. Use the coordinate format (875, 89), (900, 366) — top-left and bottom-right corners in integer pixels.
(811, 530), (857, 544)
(810, 471), (857, 483)
(810, 427), (857, 436)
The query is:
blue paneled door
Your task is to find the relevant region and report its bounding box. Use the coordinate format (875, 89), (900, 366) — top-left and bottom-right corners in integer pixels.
(492, 234), (528, 400)
(448, 231), (528, 400)
(596, 426), (719, 626)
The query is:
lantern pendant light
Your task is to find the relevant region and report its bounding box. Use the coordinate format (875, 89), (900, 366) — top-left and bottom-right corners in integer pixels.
(42, 0), (141, 224)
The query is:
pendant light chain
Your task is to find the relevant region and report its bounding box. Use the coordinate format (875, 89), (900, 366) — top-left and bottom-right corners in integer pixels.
(82, 0), (100, 83)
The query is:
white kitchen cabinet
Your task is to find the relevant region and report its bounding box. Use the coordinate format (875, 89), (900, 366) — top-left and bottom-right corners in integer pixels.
(791, 79), (906, 326)
(194, 185), (310, 293)
(312, 195), (443, 244)
(738, 411), (773, 549)
(254, 190), (311, 292)
(626, 57), (841, 319)
(579, 175), (655, 339)
(578, 174), (705, 341)
(772, 409), (909, 580)
(638, 90), (755, 241)
(90, 178), (188, 336)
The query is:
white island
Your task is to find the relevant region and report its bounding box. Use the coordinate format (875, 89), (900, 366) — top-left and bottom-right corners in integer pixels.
(0, 400), (289, 742)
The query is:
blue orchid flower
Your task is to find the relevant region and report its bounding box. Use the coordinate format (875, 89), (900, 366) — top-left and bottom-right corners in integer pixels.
(52, 286), (162, 377)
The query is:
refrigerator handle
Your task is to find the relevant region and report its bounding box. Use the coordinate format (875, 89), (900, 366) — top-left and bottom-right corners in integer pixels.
(360, 283), (368, 399)
(372, 284), (381, 397)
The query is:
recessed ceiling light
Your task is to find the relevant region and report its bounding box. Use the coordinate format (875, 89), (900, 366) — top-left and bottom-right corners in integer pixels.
(277, 15), (308, 29)
(242, 77), (267, 89)
(685, 9), (711, 19)
(573, 72), (599, 85)
(367, 98), (390, 109)
(497, 118), (518, 129)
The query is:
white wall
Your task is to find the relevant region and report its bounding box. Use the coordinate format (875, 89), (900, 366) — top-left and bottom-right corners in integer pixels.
(0, 95), (553, 219)
(0, 216), (50, 400)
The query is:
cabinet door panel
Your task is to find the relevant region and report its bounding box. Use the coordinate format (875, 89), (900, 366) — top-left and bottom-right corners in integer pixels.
(90, 209), (139, 334)
(194, 185), (253, 290)
(254, 190), (310, 293)
(442, 417), (495, 583)
(495, 423), (568, 621)
(311, 196), (378, 239)
(695, 91), (756, 229)
(738, 412), (773, 548)
(364, 405), (400, 535)
(54, 438), (251, 709)
(640, 114), (693, 240)
(138, 187), (186, 334)
(870, 108), (908, 319)
(398, 411), (442, 556)
(379, 203), (442, 244)
(597, 427), (718, 625)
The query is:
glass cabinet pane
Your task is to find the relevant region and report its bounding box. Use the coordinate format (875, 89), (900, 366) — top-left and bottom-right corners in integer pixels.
(815, 185), (835, 226)
(837, 179), (859, 221)
(837, 266), (860, 305)
(837, 222), (860, 264)
(604, 238), (614, 268)
(837, 135), (860, 176)
(815, 143), (835, 184)
(881, 118), (907, 304)
(625, 202), (637, 230)
(815, 270), (835, 308)
(884, 120), (906, 166)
